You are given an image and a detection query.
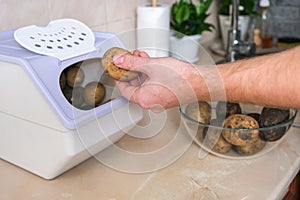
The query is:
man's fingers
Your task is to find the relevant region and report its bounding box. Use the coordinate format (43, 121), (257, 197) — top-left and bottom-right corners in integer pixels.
(115, 81), (138, 103)
(133, 50), (149, 58)
(113, 54), (151, 74)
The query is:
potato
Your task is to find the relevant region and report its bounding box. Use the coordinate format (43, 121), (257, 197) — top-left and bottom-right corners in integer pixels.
(235, 137), (266, 155)
(216, 101), (241, 119)
(83, 82), (106, 106)
(205, 118), (232, 154)
(185, 101), (212, 139)
(185, 101), (212, 124)
(66, 65), (85, 87)
(59, 72), (66, 90)
(71, 86), (84, 108)
(259, 107), (290, 141)
(101, 47), (139, 81)
(222, 114), (259, 146)
(247, 113), (261, 123)
(62, 86), (84, 108)
(62, 87), (72, 104)
(72, 61), (83, 68)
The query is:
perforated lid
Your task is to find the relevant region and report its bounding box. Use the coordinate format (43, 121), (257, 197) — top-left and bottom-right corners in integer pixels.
(14, 19), (96, 60)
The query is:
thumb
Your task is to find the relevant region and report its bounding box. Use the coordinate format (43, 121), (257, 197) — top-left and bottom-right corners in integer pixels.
(113, 54), (150, 72)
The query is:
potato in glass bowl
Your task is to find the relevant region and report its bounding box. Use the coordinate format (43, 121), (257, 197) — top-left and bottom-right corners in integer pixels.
(179, 101), (298, 159)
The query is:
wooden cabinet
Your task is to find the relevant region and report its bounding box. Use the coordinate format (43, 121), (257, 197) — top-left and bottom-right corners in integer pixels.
(283, 171), (300, 200)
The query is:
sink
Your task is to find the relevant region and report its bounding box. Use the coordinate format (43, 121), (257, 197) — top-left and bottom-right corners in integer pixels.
(216, 47), (284, 64)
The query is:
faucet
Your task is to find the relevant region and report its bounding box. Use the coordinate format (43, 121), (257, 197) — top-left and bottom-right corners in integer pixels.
(226, 0), (256, 61)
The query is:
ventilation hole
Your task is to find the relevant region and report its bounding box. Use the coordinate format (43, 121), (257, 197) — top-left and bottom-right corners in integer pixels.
(68, 35), (72, 38)
(58, 32), (62, 34)
(38, 33), (42, 35)
(66, 44), (72, 48)
(63, 38), (67, 40)
(71, 26), (76, 30)
(49, 40), (54, 42)
(74, 41), (79, 45)
(57, 39), (61, 42)
(81, 32), (86, 36)
(54, 33), (58, 36)
(49, 34), (53, 37)
(41, 39), (46, 42)
(46, 46), (53, 49)
(29, 36), (35, 39)
(79, 37), (84, 41)
(43, 34), (47, 36)
(57, 46), (63, 49)
(35, 44), (41, 47)
(71, 31), (75, 34)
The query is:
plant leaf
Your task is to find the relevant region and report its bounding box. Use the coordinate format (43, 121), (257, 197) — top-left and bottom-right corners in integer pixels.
(196, 0), (213, 15)
(170, 0), (214, 36)
(174, 3), (190, 25)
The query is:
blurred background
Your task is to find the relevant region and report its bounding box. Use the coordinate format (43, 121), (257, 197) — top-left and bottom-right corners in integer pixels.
(0, 0), (299, 55)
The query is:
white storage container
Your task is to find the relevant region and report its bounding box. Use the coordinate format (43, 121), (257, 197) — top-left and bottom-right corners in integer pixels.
(0, 30), (143, 179)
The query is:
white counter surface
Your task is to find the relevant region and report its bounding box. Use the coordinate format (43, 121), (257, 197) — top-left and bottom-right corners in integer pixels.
(0, 107), (300, 200)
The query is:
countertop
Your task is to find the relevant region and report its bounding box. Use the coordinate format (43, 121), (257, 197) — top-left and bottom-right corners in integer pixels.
(1, 42), (300, 200)
(1, 107), (300, 200)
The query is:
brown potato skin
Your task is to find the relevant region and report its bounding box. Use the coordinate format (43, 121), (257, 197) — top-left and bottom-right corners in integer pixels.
(62, 86), (84, 108)
(59, 72), (66, 90)
(83, 82), (106, 106)
(216, 101), (242, 119)
(235, 137), (266, 155)
(62, 87), (72, 104)
(259, 107), (290, 141)
(71, 86), (84, 108)
(185, 101), (212, 141)
(222, 114), (259, 146)
(205, 119), (232, 154)
(66, 66), (85, 87)
(185, 101), (212, 124)
(101, 47), (138, 81)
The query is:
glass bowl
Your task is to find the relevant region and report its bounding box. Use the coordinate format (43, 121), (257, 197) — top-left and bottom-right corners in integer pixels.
(179, 102), (298, 159)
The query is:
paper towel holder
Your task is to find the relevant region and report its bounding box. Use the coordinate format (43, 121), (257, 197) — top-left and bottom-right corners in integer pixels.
(152, 0), (157, 7)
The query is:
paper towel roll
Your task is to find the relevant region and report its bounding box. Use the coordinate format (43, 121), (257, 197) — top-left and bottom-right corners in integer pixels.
(137, 4), (170, 57)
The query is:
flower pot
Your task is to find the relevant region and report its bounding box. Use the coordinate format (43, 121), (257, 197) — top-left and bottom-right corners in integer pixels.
(218, 14), (250, 50)
(169, 34), (202, 63)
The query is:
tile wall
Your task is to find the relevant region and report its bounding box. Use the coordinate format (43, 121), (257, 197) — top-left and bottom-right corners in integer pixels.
(0, 0), (219, 47)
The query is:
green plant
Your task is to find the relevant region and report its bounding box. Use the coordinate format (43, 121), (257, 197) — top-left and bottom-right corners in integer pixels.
(218, 0), (256, 16)
(170, 0), (214, 38)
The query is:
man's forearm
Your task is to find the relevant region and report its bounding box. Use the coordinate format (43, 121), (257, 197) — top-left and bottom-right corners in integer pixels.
(219, 46), (300, 109)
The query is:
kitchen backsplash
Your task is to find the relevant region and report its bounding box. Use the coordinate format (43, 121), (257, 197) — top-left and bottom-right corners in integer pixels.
(0, 0), (219, 47)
